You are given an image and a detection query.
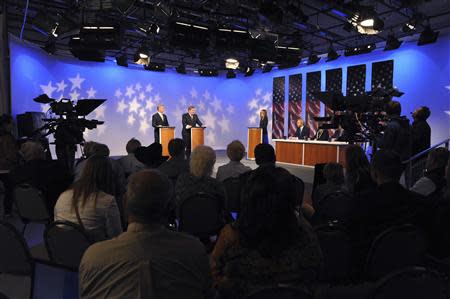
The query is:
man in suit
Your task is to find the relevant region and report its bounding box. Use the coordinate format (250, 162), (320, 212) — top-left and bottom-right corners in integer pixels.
(294, 118), (310, 140)
(315, 125), (329, 141)
(152, 105), (169, 143)
(182, 106), (203, 158)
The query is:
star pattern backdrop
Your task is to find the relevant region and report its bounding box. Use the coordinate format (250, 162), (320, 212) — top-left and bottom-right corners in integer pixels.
(272, 77), (285, 139)
(306, 71), (321, 135)
(288, 74), (302, 137)
(346, 64), (366, 96)
(372, 60), (394, 90)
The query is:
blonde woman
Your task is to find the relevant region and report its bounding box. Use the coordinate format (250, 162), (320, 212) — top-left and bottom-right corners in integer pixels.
(259, 109), (269, 144)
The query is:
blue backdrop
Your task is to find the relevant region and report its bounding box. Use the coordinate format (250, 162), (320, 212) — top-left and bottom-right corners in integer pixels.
(9, 34), (450, 156)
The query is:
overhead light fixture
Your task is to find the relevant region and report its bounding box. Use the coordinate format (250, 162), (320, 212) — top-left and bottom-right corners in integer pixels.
(138, 23), (160, 35)
(175, 22), (208, 30)
(116, 55), (128, 67)
(418, 26), (439, 46)
(348, 6), (384, 35)
(134, 46), (149, 65)
(326, 46), (340, 62)
(384, 34), (402, 51)
(262, 64), (274, 73)
(226, 70), (236, 79)
(176, 64), (187, 74)
(225, 58), (239, 70)
(144, 62), (165, 72)
(198, 68), (218, 77)
(308, 54), (320, 65)
(344, 43), (375, 56)
(244, 67), (255, 77)
(402, 14), (422, 33)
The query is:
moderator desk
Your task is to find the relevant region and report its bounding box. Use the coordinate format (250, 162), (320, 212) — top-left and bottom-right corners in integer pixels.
(273, 139), (348, 166)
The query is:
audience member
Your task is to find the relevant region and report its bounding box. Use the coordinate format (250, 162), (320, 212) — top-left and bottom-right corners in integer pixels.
(10, 141), (71, 212)
(410, 147), (449, 197)
(211, 167), (322, 298)
(175, 146), (226, 215)
(254, 143), (276, 168)
(312, 162), (345, 209)
(79, 170), (213, 299)
(118, 138), (145, 178)
(54, 155), (122, 241)
(216, 140), (251, 182)
(158, 138), (189, 181)
(0, 114), (20, 170)
(344, 145), (375, 194)
(135, 142), (168, 168)
(411, 106), (431, 156)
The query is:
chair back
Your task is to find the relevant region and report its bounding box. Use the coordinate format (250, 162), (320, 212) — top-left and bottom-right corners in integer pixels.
(315, 222), (352, 283)
(246, 287), (312, 299)
(178, 192), (224, 238)
(294, 176), (305, 208)
(312, 163), (327, 194)
(365, 224), (427, 281)
(0, 221), (33, 275)
(44, 221), (93, 270)
(372, 267), (446, 299)
(13, 184), (50, 223)
(222, 177), (241, 213)
(315, 191), (352, 224)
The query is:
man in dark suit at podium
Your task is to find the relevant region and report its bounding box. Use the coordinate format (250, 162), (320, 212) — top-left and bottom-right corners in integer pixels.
(182, 106), (203, 158)
(294, 118), (311, 140)
(152, 104), (169, 143)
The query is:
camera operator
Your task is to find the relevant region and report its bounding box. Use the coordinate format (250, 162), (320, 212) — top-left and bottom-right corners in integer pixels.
(411, 106), (431, 157)
(377, 100), (412, 162)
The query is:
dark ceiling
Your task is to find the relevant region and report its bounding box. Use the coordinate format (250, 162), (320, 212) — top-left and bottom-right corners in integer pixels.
(4, 0), (450, 73)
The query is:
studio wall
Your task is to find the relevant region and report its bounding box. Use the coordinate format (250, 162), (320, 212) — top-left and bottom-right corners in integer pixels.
(9, 34), (450, 156)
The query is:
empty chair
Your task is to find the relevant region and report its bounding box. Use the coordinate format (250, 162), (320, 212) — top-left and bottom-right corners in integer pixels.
(315, 223), (353, 283)
(365, 224), (427, 281)
(13, 184), (50, 234)
(372, 267), (446, 299)
(222, 177), (241, 213)
(314, 191), (353, 224)
(178, 192), (224, 240)
(44, 221), (93, 270)
(246, 286), (312, 299)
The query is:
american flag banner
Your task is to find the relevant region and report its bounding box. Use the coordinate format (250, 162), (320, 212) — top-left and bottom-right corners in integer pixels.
(346, 64), (366, 96)
(372, 60), (394, 90)
(288, 74), (302, 137)
(272, 76), (285, 139)
(306, 71), (321, 135)
(325, 68), (342, 116)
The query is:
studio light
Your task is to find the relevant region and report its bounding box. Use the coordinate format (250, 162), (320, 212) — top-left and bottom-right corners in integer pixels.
(326, 47), (340, 62)
(244, 67), (255, 77)
(225, 58), (239, 70)
(134, 46), (149, 65)
(348, 6), (384, 35)
(344, 43), (375, 56)
(307, 54), (320, 65)
(198, 68), (218, 77)
(138, 23), (160, 35)
(384, 34), (402, 51)
(418, 26), (439, 46)
(145, 62), (166, 72)
(43, 38), (56, 55)
(402, 14), (422, 33)
(176, 64), (187, 74)
(262, 64), (274, 73)
(116, 55), (128, 67)
(226, 70), (236, 79)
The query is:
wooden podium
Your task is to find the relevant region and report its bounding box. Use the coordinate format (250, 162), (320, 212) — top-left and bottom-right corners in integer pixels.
(247, 127), (262, 159)
(191, 127), (205, 151)
(159, 127), (175, 156)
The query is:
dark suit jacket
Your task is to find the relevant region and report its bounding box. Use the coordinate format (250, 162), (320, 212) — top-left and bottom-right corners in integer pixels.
(259, 117), (268, 135)
(152, 113), (169, 142)
(315, 129), (329, 141)
(379, 116), (411, 161)
(411, 120), (431, 156)
(181, 113), (203, 138)
(295, 126), (310, 139)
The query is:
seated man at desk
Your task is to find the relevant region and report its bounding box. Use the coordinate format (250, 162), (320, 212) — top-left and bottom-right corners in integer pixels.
(314, 126), (329, 141)
(294, 118), (311, 140)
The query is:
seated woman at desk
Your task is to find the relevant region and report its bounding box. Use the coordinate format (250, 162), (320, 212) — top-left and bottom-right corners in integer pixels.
(294, 118), (311, 140)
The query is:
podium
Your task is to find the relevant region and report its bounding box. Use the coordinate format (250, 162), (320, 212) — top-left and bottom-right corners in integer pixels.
(159, 127), (175, 156)
(247, 127), (262, 159)
(191, 127), (205, 151)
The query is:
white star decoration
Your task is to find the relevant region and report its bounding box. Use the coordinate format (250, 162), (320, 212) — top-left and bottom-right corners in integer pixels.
(198, 101), (206, 112)
(97, 124), (107, 136)
(117, 99), (127, 114)
(203, 90), (211, 100)
(125, 85), (135, 98)
(139, 119), (150, 134)
(56, 80), (67, 93)
(203, 109), (216, 130)
(262, 92), (272, 103)
(190, 88), (198, 99)
(248, 98), (259, 110)
(154, 93), (161, 104)
(218, 115), (230, 134)
(172, 105), (184, 123)
(146, 83), (153, 93)
(249, 115), (257, 125)
(94, 104), (106, 119)
(179, 96), (187, 106)
(128, 115), (136, 125)
(445, 111), (450, 116)
(115, 89), (122, 98)
(129, 97), (141, 114)
(139, 109), (147, 119)
(69, 74), (85, 90)
(86, 87), (97, 99)
(139, 92), (145, 101)
(206, 130), (216, 145)
(226, 104), (235, 114)
(211, 96), (222, 112)
(135, 83), (142, 91)
(145, 100), (155, 111)
(255, 88), (262, 96)
(70, 90), (80, 101)
(40, 81), (57, 98)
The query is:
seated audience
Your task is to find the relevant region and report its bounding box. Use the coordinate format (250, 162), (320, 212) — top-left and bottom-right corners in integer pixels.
(410, 147), (449, 197)
(0, 114), (20, 170)
(312, 162), (346, 209)
(135, 142), (168, 169)
(118, 138), (145, 178)
(211, 167), (323, 299)
(10, 141), (71, 212)
(158, 138), (189, 181)
(344, 145), (375, 194)
(254, 143), (276, 168)
(175, 146), (226, 214)
(79, 170), (213, 299)
(216, 140), (251, 182)
(54, 155), (122, 241)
